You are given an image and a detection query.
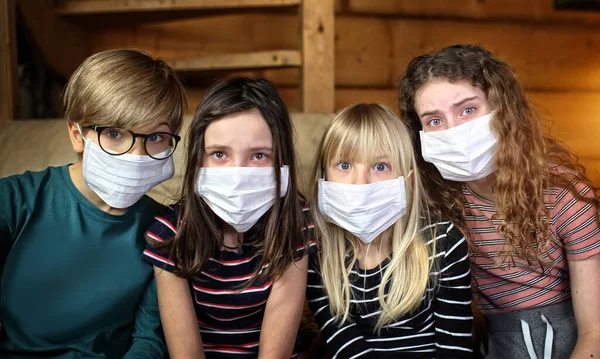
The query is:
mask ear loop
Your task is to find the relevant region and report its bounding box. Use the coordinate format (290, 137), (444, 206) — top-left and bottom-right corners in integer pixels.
(76, 123), (88, 144)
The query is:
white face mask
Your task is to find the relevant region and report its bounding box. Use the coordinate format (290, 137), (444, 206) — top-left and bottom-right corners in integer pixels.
(318, 176), (408, 243)
(196, 166), (289, 233)
(79, 126), (175, 209)
(419, 112), (497, 182)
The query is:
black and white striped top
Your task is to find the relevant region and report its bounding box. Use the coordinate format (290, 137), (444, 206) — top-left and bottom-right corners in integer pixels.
(306, 222), (473, 358)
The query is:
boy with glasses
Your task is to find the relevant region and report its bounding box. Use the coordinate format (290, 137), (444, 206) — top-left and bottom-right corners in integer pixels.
(0, 49), (186, 358)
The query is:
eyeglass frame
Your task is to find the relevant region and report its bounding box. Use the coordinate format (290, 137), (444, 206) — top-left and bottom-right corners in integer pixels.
(84, 125), (181, 160)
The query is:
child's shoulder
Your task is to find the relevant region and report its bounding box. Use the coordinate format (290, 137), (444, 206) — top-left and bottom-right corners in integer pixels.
(1, 165), (63, 187)
(145, 201), (183, 241)
(159, 201), (183, 221)
(1, 165), (67, 205)
(421, 220), (467, 256)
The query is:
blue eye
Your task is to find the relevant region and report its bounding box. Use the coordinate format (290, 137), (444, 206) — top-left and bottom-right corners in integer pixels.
(374, 163), (389, 172)
(428, 118), (443, 127)
(147, 133), (164, 142)
(462, 107), (476, 116)
(106, 130), (122, 139)
(337, 162), (351, 170)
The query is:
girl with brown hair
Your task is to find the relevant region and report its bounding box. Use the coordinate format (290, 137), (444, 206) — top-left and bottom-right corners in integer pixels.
(397, 44), (600, 359)
(142, 77), (314, 358)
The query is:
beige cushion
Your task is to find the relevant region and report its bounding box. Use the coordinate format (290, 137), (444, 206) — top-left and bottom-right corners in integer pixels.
(0, 114), (334, 205)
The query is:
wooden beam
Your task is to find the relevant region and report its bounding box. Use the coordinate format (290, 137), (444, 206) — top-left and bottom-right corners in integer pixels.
(89, 13), (600, 92)
(346, 0), (600, 24)
(336, 15), (600, 92)
(56, 0), (301, 15)
(91, 13), (299, 60)
(18, 0), (91, 79)
(167, 50), (301, 71)
(0, 0), (18, 120)
(528, 92), (600, 160)
(300, 0), (334, 112)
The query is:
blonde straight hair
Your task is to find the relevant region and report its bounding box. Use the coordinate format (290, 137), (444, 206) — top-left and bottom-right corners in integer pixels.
(63, 49), (187, 133)
(310, 103), (436, 331)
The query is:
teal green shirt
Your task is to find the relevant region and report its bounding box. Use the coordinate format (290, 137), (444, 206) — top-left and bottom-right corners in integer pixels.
(0, 165), (167, 358)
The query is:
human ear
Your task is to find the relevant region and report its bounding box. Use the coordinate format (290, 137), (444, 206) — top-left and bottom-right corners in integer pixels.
(406, 169), (415, 186)
(67, 121), (85, 154)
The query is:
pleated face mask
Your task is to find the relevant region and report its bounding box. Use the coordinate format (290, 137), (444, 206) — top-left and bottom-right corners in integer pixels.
(196, 166), (289, 233)
(318, 176), (408, 243)
(419, 112), (497, 182)
(79, 128), (175, 209)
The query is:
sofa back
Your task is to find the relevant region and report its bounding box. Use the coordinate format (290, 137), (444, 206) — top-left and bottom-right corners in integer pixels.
(0, 114), (334, 205)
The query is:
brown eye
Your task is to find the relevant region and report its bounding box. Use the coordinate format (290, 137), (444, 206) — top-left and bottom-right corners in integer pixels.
(212, 152), (226, 160)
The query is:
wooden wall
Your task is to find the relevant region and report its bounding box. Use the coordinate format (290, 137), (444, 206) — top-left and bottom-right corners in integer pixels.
(43, 0), (600, 183)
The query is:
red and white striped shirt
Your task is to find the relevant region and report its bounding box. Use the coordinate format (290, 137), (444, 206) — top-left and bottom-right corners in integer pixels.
(465, 169), (600, 313)
(142, 202), (315, 358)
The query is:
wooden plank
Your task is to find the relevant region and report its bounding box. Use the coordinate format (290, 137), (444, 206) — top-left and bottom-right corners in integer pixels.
(167, 50), (301, 71)
(188, 87), (395, 115)
(300, 0), (334, 112)
(18, 0), (91, 79)
(339, 15), (600, 92)
(56, 0), (301, 15)
(89, 13), (600, 92)
(346, 0), (600, 24)
(187, 86), (300, 113)
(0, 0), (18, 120)
(91, 14), (299, 61)
(529, 92), (600, 160)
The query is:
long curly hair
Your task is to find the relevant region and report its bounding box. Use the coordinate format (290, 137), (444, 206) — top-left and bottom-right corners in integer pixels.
(396, 44), (600, 264)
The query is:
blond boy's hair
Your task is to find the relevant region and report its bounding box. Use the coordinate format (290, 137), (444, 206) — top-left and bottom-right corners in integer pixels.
(63, 49), (187, 133)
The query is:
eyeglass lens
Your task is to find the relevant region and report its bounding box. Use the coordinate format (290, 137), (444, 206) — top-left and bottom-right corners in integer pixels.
(98, 127), (176, 159)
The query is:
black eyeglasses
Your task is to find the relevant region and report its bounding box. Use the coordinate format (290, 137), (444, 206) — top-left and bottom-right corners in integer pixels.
(85, 126), (181, 160)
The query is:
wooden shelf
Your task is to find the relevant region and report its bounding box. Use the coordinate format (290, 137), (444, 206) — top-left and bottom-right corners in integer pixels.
(166, 50), (301, 71)
(56, 0), (301, 15)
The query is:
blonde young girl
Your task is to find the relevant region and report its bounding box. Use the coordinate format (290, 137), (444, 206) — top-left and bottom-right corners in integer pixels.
(306, 103), (473, 358)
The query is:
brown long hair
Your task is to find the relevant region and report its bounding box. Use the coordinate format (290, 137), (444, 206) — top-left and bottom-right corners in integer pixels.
(156, 77), (308, 283)
(397, 44), (600, 264)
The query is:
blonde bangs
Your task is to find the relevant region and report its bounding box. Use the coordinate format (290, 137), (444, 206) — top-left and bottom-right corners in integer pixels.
(64, 49), (186, 133)
(84, 78), (186, 132)
(321, 105), (406, 177)
(311, 103), (436, 331)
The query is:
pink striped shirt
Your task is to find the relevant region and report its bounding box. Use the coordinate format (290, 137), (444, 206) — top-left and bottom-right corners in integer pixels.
(464, 169), (600, 313)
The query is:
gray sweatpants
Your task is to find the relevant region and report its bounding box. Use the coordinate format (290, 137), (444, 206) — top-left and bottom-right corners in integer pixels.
(482, 300), (577, 359)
